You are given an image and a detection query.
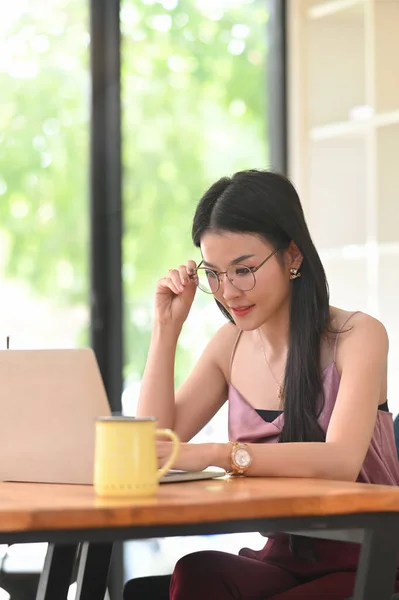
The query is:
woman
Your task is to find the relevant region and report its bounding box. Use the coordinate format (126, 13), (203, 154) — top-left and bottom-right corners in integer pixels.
(124, 170), (399, 599)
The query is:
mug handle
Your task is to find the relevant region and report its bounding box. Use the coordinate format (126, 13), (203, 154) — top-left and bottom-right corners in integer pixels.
(156, 429), (180, 480)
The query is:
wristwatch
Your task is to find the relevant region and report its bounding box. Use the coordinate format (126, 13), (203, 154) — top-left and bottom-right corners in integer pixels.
(229, 442), (252, 476)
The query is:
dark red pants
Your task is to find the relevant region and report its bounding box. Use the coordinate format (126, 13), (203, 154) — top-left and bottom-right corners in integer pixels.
(124, 535), (399, 599)
(169, 535), (399, 599)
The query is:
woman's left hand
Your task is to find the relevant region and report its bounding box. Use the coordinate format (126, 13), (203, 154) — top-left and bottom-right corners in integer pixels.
(157, 441), (225, 472)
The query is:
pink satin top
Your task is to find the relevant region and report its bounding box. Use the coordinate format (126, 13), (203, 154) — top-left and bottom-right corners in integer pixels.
(228, 315), (399, 486)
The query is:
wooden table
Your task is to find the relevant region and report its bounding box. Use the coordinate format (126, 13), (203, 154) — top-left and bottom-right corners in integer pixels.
(1, 476), (399, 599)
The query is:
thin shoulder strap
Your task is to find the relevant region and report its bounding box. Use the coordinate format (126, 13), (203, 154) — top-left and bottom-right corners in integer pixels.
(229, 329), (243, 381)
(333, 311), (360, 362)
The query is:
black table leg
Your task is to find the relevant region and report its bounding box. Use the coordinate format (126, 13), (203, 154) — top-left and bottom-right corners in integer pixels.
(75, 542), (113, 600)
(36, 543), (79, 600)
(353, 528), (398, 600)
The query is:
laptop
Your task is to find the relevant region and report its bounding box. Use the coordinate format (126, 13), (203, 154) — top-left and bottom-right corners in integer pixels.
(0, 348), (225, 485)
(161, 469), (225, 483)
(0, 348), (111, 484)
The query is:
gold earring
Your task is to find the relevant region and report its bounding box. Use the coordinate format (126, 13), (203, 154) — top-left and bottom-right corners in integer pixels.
(289, 268), (301, 280)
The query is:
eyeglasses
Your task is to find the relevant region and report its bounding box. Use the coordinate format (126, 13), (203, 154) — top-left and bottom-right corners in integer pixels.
(194, 248), (280, 294)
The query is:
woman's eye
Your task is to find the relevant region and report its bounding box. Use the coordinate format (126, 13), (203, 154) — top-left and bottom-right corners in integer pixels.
(235, 268), (250, 276)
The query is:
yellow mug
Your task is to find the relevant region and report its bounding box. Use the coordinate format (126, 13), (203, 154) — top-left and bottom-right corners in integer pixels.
(94, 416), (180, 497)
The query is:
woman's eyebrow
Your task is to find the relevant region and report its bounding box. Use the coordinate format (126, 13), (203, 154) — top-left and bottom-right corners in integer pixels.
(202, 254), (255, 268)
(231, 254), (255, 265)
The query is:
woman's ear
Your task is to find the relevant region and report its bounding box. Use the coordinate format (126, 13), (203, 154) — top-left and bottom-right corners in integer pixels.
(286, 241), (303, 271)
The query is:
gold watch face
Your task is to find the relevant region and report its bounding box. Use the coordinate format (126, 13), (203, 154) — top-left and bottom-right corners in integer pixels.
(234, 447), (251, 468)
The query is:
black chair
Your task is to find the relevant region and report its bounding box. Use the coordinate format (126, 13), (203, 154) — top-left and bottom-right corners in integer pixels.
(394, 414), (399, 461)
(346, 414), (399, 600)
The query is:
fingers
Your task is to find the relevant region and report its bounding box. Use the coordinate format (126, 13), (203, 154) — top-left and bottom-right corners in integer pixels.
(156, 440), (173, 467)
(172, 263), (198, 291)
(186, 260), (197, 276)
(159, 262), (198, 295)
(171, 268), (186, 292)
(177, 265), (190, 286)
(161, 268), (190, 295)
(186, 261), (200, 288)
(158, 271), (182, 295)
(156, 440), (172, 450)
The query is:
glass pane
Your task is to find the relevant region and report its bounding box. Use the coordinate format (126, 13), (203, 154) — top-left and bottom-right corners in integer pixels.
(122, 0), (269, 580)
(0, 0), (90, 350)
(122, 0), (268, 405)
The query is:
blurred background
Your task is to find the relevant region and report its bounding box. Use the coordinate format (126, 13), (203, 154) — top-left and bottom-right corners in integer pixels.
(0, 0), (398, 598)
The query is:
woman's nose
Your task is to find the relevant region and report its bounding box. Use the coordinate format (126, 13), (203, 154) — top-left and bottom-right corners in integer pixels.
(221, 274), (241, 301)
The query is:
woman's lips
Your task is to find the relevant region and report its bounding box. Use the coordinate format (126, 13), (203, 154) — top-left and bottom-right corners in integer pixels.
(230, 305), (255, 317)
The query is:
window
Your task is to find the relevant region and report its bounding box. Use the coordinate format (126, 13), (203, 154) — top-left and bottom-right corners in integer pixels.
(121, 0), (269, 579)
(0, 1), (89, 586)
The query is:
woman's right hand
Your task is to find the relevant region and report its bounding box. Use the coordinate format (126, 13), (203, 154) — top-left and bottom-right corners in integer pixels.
(154, 260), (198, 329)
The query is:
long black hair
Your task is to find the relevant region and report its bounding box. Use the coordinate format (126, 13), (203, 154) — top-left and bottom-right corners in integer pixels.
(192, 169), (329, 443)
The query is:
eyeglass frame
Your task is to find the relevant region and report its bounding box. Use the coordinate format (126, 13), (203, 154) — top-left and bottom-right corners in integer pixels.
(193, 247), (280, 294)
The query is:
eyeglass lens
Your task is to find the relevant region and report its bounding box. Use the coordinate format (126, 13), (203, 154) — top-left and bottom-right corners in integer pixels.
(196, 265), (255, 294)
